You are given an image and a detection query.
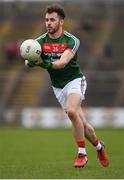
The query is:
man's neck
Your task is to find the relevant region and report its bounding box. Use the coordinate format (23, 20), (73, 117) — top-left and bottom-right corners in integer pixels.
(48, 28), (64, 39)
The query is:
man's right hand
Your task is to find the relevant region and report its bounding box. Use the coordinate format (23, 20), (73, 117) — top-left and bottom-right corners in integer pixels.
(25, 59), (38, 67)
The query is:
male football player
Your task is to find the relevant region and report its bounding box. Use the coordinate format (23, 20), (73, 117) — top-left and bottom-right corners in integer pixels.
(25, 4), (109, 168)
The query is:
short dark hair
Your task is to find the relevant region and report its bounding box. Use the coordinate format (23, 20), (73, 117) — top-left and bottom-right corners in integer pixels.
(45, 4), (65, 19)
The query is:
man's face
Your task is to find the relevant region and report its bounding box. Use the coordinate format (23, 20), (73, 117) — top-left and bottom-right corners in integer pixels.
(45, 12), (64, 34)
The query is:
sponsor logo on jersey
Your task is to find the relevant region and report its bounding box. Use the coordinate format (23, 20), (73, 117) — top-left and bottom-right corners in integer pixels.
(44, 52), (62, 61)
(43, 43), (67, 53)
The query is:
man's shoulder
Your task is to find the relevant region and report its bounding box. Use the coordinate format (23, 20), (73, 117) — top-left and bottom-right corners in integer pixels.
(35, 32), (47, 41)
(64, 31), (80, 47)
(64, 31), (79, 41)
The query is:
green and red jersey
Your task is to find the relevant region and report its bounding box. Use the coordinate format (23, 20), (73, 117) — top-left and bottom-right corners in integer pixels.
(36, 30), (83, 88)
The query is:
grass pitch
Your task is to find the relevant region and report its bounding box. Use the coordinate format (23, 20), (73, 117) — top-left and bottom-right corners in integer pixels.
(0, 128), (124, 179)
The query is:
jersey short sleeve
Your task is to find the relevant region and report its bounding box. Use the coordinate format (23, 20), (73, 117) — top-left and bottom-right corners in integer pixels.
(64, 31), (80, 54)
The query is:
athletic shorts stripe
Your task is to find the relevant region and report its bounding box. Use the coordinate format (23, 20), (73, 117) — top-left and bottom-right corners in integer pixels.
(81, 77), (87, 99)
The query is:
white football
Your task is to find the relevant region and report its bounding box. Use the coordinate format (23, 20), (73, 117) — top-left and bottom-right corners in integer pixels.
(20, 39), (41, 60)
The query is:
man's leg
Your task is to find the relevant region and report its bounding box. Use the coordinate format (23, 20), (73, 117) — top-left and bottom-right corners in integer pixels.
(79, 107), (109, 167)
(66, 93), (88, 168)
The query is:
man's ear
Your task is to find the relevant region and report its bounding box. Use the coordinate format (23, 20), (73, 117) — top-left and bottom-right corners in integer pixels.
(60, 19), (64, 26)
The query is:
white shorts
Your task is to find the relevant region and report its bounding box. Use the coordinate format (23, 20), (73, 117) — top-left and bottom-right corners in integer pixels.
(52, 77), (87, 110)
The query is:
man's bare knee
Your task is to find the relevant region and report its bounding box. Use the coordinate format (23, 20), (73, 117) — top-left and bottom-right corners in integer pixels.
(67, 108), (77, 120)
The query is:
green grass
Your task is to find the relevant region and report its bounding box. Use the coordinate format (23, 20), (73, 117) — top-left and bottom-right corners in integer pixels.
(0, 128), (124, 179)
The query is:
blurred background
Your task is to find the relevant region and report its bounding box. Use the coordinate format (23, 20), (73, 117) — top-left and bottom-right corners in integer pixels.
(0, 0), (124, 129)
